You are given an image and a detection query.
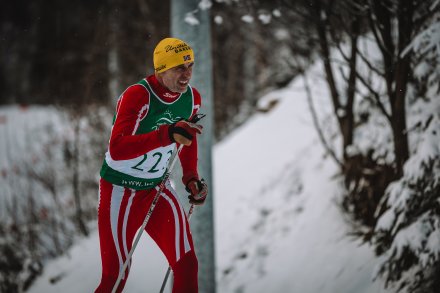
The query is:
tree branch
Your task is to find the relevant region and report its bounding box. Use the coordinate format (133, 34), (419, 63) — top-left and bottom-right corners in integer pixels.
(355, 70), (392, 122)
(302, 71), (344, 169)
(366, 0), (389, 57)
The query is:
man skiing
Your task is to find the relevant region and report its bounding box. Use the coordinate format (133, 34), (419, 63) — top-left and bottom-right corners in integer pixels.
(95, 37), (208, 293)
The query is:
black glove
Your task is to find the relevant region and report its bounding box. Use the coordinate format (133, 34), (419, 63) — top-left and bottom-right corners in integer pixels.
(186, 178), (208, 205)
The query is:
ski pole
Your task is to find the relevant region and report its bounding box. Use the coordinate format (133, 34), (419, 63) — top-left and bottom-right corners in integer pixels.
(159, 204), (195, 293)
(111, 144), (184, 293)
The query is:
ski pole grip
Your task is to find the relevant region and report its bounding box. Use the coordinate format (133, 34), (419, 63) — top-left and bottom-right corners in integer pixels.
(189, 113), (206, 123)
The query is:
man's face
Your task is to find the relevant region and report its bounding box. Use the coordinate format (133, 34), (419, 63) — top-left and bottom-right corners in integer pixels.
(158, 62), (194, 93)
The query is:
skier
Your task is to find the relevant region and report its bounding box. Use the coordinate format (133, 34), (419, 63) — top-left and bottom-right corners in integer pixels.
(95, 37), (208, 293)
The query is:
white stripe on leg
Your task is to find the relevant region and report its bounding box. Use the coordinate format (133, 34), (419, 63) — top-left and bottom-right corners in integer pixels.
(161, 192), (181, 262)
(110, 185), (125, 279)
(122, 189), (136, 271)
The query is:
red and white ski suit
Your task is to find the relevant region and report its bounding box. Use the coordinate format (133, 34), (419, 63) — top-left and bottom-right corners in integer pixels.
(95, 75), (202, 293)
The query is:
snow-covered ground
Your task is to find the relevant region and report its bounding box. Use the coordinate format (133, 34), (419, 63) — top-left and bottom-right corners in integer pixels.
(26, 63), (390, 293)
(27, 228), (170, 293)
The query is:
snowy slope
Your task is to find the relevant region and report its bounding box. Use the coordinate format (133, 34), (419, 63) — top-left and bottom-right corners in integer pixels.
(27, 63), (389, 293)
(214, 64), (388, 293)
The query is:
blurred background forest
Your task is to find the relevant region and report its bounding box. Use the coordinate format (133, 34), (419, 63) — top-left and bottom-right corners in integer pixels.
(0, 0), (311, 139)
(1, 0), (439, 292)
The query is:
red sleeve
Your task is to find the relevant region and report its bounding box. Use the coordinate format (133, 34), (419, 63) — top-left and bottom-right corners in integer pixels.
(180, 87), (202, 185)
(109, 85), (172, 160)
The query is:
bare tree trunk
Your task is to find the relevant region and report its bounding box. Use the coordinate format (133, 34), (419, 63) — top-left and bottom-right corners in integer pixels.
(391, 0), (413, 176)
(311, 0), (359, 164)
(108, 0), (121, 105)
(312, 0), (341, 115)
(72, 118), (88, 236)
(342, 18), (359, 160)
(370, 0), (412, 176)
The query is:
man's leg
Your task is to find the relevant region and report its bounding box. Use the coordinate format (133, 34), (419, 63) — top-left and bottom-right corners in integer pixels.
(95, 179), (145, 293)
(145, 181), (198, 293)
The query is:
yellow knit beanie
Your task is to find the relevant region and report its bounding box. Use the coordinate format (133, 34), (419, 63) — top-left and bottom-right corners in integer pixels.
(153, 38), (195, 73)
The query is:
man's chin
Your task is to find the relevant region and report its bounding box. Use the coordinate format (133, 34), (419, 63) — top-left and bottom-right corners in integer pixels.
(175, 86), (188, 93)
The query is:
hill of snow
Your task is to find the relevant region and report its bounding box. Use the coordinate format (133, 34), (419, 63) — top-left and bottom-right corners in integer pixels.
(27, 62), (389, 293)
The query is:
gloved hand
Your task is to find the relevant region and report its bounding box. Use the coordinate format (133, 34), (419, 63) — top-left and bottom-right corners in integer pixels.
(168, 120), (203, 146)
(186, 178), (208, 205)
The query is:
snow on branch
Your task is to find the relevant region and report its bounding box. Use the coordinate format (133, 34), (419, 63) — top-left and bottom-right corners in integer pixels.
(402, 22), (440, 59)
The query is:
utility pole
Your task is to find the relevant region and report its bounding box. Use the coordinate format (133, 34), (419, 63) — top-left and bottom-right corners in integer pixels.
(171, 0), (216, 292)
